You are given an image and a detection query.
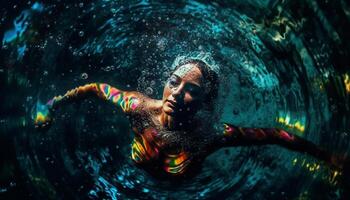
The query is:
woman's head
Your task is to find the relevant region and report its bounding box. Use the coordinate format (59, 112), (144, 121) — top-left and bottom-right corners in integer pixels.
(162, 58), (218, 119)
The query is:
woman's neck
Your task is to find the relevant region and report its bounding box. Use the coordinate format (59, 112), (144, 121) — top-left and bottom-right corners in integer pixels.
(159, 111), (192, 131)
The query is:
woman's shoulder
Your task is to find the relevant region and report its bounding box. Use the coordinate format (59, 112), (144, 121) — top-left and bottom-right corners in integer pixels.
(126, 91), (162, 113)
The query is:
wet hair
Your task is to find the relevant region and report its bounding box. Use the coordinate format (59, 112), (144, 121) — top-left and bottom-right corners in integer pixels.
(173, 58), (219, 109)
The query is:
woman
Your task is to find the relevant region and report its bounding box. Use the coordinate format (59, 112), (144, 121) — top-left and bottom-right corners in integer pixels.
(34, 58), (346, 179)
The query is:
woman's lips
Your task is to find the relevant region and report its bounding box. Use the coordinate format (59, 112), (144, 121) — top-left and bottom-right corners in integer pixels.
(166, 100), (177, 108)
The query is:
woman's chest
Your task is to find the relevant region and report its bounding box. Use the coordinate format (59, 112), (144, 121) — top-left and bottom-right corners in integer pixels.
(130, 124), (193, 176)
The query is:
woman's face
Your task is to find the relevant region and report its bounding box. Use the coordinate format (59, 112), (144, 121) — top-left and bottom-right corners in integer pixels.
(162, 63), (205, 117)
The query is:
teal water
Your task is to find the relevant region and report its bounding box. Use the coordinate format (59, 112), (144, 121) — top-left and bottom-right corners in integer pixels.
(1, 0), (350, 199)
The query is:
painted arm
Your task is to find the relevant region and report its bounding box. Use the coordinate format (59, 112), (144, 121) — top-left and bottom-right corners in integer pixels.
(211, 123), (345, 170)
(34, 83), (141, 128)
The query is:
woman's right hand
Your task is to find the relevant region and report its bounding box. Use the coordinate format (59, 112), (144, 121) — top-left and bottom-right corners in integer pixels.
(34, 103), (53, 130)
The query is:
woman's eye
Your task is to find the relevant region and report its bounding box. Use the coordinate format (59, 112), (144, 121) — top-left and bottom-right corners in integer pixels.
(188, 87), (200, 96)
(168, 76), (179, 87)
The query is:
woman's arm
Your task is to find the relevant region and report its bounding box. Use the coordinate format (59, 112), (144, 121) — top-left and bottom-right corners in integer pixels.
(211, 123), (345, 170)
(34, 83), (142, 127)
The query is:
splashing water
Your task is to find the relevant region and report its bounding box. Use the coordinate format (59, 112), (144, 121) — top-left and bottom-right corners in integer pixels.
(0, 0), (349, 199)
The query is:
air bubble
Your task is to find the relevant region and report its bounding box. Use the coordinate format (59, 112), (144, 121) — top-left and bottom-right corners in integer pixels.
(145, 87), (153, 95)
(104, 66), (111, 71)
(79, 31), (84, 37)
(81, 73), (88, 79)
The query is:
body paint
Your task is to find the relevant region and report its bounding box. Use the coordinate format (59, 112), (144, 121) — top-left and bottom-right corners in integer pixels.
(164, 151), (190, 175)
(99, 83), (139, 112)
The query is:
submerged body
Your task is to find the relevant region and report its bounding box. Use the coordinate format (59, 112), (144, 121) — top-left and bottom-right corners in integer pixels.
(38, 82), (215, 178)
(34, 61), (346, 179)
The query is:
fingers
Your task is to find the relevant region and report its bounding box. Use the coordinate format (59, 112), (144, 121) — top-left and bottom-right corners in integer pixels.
(33, 103), (53, 130)
(34, 113), (52, 129)
(223, 123), (235, 136)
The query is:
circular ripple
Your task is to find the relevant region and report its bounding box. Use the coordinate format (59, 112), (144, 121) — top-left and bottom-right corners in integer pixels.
(1, 0), (349, 199)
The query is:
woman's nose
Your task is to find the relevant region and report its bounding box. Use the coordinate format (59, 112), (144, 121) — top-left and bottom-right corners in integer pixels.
(171, 84), (185, 99)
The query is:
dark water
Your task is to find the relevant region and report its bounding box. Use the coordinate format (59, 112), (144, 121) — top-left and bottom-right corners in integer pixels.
(1, 0), (350, 199)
